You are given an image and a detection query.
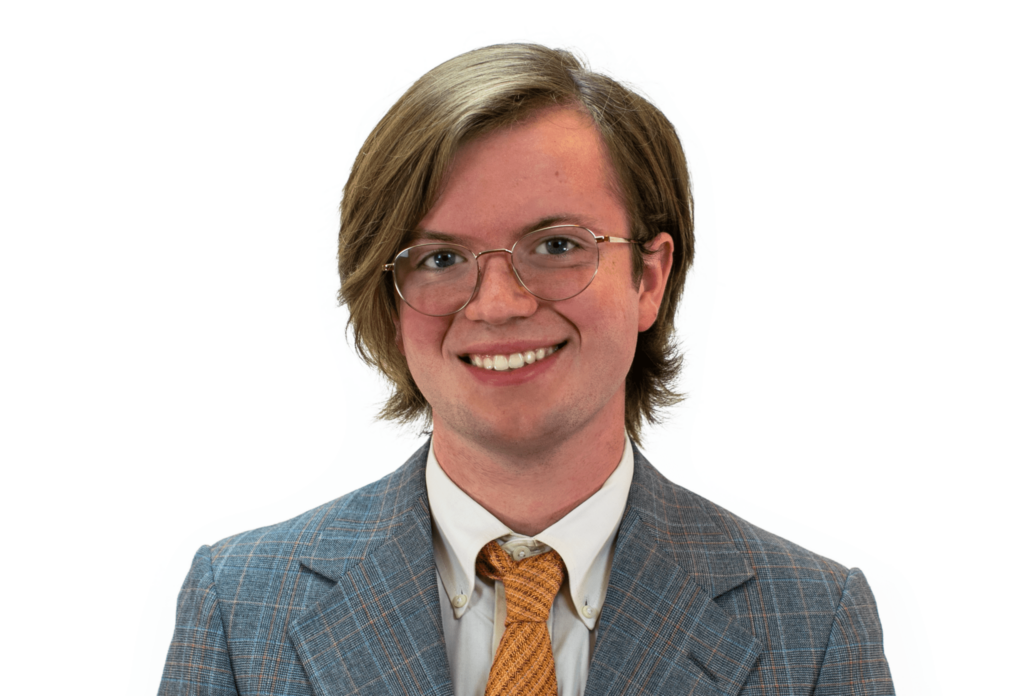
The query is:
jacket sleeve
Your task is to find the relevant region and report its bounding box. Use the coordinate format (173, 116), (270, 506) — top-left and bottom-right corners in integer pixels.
(159, 546), (239, 696)
(812, 568), (895, 695)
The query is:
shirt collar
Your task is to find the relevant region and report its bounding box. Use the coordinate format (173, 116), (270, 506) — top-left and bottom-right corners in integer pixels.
(426, 435), (633, 629)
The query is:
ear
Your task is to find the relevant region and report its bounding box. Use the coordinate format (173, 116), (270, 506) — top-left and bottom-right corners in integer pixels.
(637, 232), (674, 332)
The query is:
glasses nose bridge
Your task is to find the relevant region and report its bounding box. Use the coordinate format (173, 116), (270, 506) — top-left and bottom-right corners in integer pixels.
(475, 246), (513, 260)
(474, 246), (516, 274)
(472, 246), (529, 294)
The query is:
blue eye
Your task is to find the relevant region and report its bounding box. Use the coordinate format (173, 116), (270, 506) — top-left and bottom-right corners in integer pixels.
(535, 237), (578, 255)
(419, 249), (467, 270)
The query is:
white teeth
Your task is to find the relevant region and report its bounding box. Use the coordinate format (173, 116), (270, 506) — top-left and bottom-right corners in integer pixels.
(466, 344), (560, 371)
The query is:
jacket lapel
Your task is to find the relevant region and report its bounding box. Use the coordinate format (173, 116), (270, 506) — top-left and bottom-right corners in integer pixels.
(288, 447), (453, 696)
(284, 442), (760, 696)
(584, 448), (763, 696)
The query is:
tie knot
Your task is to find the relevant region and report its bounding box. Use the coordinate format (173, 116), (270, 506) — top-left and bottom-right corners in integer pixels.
(476, 540), (566, 625)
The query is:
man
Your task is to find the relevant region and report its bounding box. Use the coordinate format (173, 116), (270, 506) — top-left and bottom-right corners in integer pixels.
(160, 44), (894, 695)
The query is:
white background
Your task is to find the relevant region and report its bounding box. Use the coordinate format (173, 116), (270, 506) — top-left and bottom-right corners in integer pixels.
(2, 1), (1021, 694)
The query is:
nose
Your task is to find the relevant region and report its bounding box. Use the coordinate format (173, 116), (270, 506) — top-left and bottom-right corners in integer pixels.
(462, 250), (538, 324)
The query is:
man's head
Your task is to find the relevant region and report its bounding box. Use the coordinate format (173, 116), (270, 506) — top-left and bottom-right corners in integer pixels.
(338, 44), (694, 444)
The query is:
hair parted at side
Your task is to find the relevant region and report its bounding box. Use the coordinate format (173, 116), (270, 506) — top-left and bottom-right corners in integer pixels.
(337, 43), (695, 444)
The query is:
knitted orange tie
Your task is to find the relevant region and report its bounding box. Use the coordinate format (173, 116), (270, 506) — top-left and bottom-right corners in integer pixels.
(476, 540), (566, 696)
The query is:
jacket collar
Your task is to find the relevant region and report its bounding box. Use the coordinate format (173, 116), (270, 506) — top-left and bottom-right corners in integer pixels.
(298, 441), (432, 584)
(624, 444), (756, 599)
(288, 440), (761, 696)
(582, 445), (762, 696)
(289, 442), (455, 696)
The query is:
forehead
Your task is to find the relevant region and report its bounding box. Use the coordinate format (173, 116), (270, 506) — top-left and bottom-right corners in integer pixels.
(414, 107), (627, 246)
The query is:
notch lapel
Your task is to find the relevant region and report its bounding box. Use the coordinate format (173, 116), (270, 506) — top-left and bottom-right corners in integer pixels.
(584, 450), (764, 696)
(288, 448), (453, 696)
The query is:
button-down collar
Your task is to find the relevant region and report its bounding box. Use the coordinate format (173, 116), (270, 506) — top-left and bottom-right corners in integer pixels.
(426, 435), (633, 630)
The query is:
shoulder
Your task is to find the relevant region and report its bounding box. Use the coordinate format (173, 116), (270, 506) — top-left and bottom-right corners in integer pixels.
(630, 450), (889, 679)
(627, 454), (893, 688)
(203, 440), (430, 583)
(694, 482), (851, 584)
(631, 449), (853, 602)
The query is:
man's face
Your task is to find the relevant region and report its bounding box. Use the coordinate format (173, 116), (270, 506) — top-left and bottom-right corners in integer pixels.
(395, 107), (668, 451)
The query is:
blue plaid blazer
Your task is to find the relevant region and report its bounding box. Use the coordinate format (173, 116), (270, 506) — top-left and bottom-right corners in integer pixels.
(160, 442), (894, 695)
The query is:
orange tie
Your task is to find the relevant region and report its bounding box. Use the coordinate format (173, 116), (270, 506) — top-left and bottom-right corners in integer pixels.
(476, 540), (566, 696)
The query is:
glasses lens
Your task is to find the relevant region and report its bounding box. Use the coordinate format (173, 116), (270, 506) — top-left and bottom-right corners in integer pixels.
(513, 227), (600, 301)
(393, 243), (478, 315)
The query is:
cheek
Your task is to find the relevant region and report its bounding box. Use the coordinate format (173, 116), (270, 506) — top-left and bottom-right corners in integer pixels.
(594, 265), (641, 327)
(398, 311), (452, 371)
(596, 280), (642, 364)
(571, 282), (640, 355)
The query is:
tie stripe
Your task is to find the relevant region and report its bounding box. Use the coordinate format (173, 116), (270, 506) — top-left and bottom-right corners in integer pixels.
(476, 540), (566, 696)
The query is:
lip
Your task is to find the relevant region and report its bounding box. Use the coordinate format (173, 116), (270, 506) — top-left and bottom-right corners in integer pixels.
(459, 341), (567, 386)
(456, 339), (568, 357)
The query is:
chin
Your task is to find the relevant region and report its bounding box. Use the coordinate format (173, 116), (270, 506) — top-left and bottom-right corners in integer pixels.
(439, 399), (580, 452)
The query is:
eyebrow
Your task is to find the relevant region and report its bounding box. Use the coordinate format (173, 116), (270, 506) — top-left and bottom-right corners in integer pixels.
(410, 214), (601, 245)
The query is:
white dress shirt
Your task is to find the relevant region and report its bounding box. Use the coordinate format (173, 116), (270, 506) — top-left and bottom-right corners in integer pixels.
(425, 437), (633, 696)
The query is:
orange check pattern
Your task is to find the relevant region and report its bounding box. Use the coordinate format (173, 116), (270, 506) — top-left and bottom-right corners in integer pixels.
(476, 540), (566, 696)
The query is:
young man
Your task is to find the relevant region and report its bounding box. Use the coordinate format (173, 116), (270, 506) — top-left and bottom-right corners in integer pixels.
(160, 45), (893, 696)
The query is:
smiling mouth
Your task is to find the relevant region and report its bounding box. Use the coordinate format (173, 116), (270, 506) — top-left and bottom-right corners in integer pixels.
(459, 341), (567, 371)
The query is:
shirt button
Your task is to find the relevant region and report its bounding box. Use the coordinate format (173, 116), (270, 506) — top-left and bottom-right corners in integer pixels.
(452, 594), (468, 608)
(516, 549), (528, 560)
(582, 605), (595, 619)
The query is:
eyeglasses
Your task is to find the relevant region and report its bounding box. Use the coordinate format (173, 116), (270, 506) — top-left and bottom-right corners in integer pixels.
(382, 224), (639, 316)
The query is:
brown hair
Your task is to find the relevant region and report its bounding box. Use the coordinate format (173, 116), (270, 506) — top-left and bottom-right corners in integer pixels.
(337, 44), (694, 443)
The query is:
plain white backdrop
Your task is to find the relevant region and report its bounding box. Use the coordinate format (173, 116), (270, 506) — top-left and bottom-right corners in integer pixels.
(2, 1), (1021, 694)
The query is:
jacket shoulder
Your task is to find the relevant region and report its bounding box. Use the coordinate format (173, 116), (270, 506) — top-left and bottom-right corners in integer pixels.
(205, 441), (430, 579)
(632, 458), (894, 689)
(695, 484), (852, 583)
(654, 476), (894, 693)
(634, 456), (853, 602)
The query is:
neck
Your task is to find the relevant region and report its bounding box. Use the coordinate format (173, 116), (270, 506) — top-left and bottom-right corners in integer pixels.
(431, 408), (626, 537)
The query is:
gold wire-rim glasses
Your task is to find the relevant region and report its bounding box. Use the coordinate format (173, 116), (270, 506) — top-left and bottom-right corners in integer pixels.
(381, 224), (639, 317)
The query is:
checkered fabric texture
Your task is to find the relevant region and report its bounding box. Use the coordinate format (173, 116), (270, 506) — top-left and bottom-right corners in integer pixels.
(159, 441), (894, 695)
(476, 540), (565, 696)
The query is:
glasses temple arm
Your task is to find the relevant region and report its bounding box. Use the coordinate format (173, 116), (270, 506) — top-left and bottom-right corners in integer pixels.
(596, 236), (641, 245)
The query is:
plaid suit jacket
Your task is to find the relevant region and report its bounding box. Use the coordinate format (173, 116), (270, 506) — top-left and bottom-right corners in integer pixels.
(160, 441), (894, 695)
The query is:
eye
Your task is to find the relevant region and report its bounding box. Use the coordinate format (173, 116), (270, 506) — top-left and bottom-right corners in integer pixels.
(417, 248), (468, 270)
(533, 236), (578, 255)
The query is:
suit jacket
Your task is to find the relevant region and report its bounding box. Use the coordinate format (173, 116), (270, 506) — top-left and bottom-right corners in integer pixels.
(160, 441), (894, 695)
